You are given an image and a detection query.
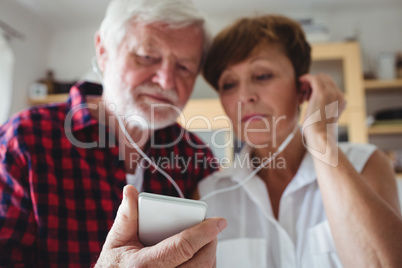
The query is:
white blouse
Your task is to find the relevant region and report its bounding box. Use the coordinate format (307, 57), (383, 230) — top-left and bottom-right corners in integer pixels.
(199, 143), (376, 268)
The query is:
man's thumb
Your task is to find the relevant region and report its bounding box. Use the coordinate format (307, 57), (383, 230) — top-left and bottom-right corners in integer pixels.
(103, 185), (140, 249)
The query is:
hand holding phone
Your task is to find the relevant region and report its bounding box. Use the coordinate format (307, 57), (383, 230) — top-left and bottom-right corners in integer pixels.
(138, 192), (208, 246)
(96, 186), (225, 268)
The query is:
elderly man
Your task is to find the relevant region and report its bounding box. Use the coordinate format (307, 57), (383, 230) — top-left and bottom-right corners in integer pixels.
(0, 0), (226, 267)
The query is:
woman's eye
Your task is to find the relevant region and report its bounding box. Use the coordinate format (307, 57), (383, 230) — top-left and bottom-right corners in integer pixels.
(220, 83), (235, 91)
(255, 73), (273, 80)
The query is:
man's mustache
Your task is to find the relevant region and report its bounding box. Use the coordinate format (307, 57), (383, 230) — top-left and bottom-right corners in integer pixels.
(135, 84), (179, 104)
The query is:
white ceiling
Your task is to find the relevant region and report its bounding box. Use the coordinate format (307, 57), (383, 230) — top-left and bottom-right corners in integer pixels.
(14, 0), (110, 29)
(13, 0), (402, 30)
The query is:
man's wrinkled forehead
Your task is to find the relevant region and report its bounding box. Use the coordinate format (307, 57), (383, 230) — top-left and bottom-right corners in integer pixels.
(120, 20), (204, 64)
(123, 20), (201, 44)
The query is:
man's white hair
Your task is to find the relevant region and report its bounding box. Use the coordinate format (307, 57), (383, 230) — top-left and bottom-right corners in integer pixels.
(98, 0), (210, 69)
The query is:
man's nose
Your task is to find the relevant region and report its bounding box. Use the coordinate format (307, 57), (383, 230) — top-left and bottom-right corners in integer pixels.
(151, 61), (176, 90)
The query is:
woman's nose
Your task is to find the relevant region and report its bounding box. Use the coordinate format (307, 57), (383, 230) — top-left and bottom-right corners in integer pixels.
(238, 83), (258, 103)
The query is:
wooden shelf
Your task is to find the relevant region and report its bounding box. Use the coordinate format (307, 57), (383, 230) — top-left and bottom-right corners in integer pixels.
(368, 124), (402, 135)
(365, 80), (402, 136)
(28, 94), (69, 105)
(311, 42), (367, 143)
(364, 79), (402, 91)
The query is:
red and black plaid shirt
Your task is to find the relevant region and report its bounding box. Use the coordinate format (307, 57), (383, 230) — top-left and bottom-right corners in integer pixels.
(0, 82), (218, 267)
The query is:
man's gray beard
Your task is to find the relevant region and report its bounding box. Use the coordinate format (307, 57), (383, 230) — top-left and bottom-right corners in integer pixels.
(103, 83), (181, 130)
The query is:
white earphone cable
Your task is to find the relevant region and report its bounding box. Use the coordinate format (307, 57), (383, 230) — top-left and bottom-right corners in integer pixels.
(116, 116), (185, 198)
(91, 57), (298, 201)
(91, 57), (185, 198)
(200, 124), (299, 201)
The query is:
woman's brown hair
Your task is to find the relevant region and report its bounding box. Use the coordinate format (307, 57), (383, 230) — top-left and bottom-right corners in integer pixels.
(203, 15), (311, 90)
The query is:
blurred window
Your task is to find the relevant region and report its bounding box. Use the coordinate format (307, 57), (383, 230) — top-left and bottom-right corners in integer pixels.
(0, 33), (14, 124)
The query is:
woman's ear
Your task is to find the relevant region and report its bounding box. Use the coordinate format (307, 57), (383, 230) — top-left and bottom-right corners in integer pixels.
(297, 80), (311, 105)
(94, 31), (108, 74)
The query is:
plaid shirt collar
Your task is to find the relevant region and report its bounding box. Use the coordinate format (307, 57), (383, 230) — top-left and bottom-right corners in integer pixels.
(65, 81), (155, 153)
(66, 81), (103, 133)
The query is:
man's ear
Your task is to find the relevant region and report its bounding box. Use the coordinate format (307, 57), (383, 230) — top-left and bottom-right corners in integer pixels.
(94, 31), (108, 74)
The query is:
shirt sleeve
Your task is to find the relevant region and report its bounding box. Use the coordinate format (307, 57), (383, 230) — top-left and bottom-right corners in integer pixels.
(0, 124), (38, 266)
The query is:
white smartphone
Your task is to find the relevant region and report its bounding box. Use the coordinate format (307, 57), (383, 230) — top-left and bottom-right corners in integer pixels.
(138, 192), (208, 246)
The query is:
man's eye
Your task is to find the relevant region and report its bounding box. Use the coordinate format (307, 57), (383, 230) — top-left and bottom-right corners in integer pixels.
(139, 55), (153, 61)
(255, 73), (273, 80)
(136, 54), (158, 64)
(178, 64), (197, 77)
(178, 65), (189, 72)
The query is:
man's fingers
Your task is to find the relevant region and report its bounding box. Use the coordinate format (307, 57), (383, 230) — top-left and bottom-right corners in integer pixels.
(148, 217), (226, 267)
(100, 195), (226, 268)
(103, 185), (141, 249)
(178, 239), (217, 268)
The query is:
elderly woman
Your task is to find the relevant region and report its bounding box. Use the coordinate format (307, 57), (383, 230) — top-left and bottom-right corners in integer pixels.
(198, 15), (402, 268)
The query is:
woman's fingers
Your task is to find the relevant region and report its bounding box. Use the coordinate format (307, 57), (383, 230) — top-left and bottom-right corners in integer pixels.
(299, 73), (345, 119)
